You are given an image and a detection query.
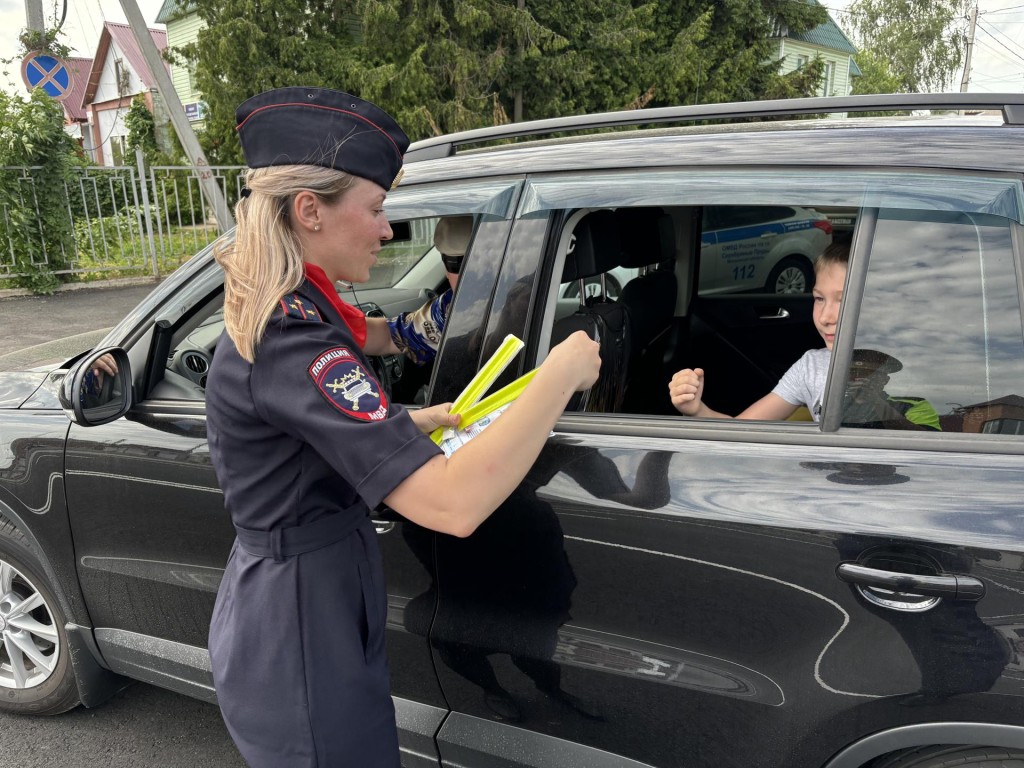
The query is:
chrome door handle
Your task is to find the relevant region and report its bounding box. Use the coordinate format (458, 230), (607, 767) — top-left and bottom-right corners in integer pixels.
(372, 519), (395, 535)
(837, 563), (985, 601)
(758, 308), (790, 320)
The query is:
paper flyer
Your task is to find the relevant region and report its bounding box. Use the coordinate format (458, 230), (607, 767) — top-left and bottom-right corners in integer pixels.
(429, 334), (538, 452)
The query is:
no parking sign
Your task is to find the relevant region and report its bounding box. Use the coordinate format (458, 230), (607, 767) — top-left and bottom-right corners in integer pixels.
(21, 52), (73, 101)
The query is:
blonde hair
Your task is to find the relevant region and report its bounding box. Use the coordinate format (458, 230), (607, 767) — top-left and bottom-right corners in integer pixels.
(814, 241), (850, 276)
(216, 165), (357, 362)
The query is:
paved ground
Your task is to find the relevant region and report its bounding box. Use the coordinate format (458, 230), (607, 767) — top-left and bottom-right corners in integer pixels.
(0, 279), (247, 766)
(0, 280), (160, 370)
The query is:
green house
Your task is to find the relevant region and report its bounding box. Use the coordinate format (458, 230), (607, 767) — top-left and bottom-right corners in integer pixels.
(771, 1), (861, 108)
(155, 0), (206, 128)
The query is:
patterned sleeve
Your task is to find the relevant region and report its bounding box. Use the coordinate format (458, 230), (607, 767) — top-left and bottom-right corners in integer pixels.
(385, 290), (452, 365)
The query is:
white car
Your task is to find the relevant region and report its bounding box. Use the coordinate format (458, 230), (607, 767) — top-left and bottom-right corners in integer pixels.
(698, 204), (834, 294)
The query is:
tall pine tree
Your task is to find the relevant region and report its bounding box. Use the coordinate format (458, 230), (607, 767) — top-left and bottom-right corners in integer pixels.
(182, 0), (831, 158)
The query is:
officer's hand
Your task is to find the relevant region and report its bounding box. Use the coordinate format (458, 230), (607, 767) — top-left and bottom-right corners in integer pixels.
(410, 402), (460, 434)
(546, 331), (601, 392)
(669, 368), (705, 416)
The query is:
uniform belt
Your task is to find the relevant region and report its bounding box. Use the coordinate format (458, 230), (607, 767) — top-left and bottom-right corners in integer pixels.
(234, 512), (366, 562)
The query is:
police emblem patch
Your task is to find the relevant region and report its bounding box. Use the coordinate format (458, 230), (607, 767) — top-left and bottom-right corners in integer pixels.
(281, 294), (322, 322)
(308, 347), (389, 421)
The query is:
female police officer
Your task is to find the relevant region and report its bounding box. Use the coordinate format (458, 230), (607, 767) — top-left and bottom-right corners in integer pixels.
(204, 86), (600, 768)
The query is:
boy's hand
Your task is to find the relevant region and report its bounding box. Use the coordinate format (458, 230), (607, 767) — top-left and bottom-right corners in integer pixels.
(669, 368), (705, 416)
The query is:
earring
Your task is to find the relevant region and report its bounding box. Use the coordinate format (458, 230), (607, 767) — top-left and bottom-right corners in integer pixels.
(313, 223), (321, 232)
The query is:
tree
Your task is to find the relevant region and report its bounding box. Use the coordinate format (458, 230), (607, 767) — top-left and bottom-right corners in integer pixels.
(0, 89), (79, 293)
(125, 94), (160, 162)
(182, 0), (370, 163)
(182, 0), (832, 157)
(846, 0), (969, 93)
(850, 48), (904, 96)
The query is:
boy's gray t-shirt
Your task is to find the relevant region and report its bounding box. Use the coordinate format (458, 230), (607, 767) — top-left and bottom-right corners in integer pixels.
(772, 348), (831, 421)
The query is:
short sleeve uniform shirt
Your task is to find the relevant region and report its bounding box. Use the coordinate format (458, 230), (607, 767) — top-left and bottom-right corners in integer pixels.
(204, 264), (440, 768)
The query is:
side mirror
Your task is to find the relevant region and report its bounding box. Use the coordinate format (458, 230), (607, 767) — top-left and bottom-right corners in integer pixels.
(59, 347), (133, 426)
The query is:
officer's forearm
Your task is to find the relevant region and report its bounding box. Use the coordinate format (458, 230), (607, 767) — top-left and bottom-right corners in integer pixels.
(383, 360), (579, 537)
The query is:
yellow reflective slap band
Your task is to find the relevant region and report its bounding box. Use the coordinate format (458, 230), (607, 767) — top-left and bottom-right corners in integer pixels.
(455, 368), (537, 432)
(429, 334), (525, 445)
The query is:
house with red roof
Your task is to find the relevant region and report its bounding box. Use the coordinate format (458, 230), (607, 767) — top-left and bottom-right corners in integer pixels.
(81, 21), (170, 166)
(60, 57), (94, 150)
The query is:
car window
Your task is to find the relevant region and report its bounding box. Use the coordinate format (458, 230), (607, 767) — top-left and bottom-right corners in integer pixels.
(841, 209), (1024, 435)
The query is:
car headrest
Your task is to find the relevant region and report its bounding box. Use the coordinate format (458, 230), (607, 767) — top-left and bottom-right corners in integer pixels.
(562, 210), (621, 282)
(615, 208), (676, 269)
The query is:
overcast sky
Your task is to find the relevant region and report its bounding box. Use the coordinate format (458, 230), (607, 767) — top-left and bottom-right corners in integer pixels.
(1, 0), (1022, 98)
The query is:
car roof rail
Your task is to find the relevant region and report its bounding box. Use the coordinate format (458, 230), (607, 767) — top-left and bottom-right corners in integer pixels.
(404, 92), (1024, 162)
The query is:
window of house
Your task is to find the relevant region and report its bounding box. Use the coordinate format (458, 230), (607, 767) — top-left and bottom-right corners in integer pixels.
(821, 62), (834, 97)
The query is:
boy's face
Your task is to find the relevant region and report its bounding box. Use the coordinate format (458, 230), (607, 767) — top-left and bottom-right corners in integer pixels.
(812, 262), (846, 350)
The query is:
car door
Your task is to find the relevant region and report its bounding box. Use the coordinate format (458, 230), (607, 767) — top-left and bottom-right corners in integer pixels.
(428, 169), (1024, 768)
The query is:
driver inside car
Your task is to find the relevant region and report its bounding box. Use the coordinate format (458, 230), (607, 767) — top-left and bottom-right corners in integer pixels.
(384, 215), (473, 365)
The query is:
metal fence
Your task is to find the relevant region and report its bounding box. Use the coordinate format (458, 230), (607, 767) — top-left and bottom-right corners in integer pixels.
(0, 150), (244, 286)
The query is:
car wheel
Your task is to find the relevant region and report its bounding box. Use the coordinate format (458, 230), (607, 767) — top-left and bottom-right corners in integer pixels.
(563, 274), (623, 301)
(766, 256), (813, 294)
(871, 746), (1024, 767)
(0, 523), (79, 715)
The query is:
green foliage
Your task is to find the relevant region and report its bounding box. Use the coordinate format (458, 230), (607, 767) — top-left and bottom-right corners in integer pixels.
(762, 56), (826, 101)
(183, 0), (368, 163)
(17, 27), (72, 58)
(846, 0), (968, 93)
(850, 48), (905, 98)
(182, 0), (831, 156)
(125, 94), (160, 162)
(0, 89), (80, 293)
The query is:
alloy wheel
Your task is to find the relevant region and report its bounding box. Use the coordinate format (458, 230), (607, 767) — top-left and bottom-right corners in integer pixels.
(0, 558), (60, 690)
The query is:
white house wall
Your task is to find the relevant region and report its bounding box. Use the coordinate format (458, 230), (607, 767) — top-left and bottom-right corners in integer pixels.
(94, 39), (145, 103)
(777, 39), (853, 97)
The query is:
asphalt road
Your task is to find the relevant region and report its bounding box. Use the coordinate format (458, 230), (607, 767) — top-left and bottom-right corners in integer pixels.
(0, 280), (247, 767)
(0, 280), (161, 369)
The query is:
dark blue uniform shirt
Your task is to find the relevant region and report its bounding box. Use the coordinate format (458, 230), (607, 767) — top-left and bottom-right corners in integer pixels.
(205, 267), (440, 768)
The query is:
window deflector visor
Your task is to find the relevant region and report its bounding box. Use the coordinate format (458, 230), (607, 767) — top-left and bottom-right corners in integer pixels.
(519, 170), (1024, 224)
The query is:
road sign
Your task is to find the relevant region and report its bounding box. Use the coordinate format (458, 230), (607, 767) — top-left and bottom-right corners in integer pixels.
(21, 52), (73, 102)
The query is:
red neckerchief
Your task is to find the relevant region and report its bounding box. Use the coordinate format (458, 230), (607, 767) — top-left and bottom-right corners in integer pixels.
(302, 263), (368, 348)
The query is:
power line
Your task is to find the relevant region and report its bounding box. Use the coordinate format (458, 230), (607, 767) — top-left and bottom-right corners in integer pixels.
(980, 3), (1024, 14)
(976, 20), (1024, 64)
(977, 17), (1024, 57)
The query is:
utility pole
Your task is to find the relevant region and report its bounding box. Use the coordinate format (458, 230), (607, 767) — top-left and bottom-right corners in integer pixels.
(23, 0), (44, 35)
(118, 0), (234, 232)
(960, 3), (978, 93)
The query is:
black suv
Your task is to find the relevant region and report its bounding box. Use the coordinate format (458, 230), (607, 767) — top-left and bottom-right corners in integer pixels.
(2, 93), (1024, 768)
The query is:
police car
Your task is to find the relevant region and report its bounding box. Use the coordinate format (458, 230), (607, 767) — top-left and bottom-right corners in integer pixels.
(699, 204), (833, 294)
(2, 93), (1024, 768)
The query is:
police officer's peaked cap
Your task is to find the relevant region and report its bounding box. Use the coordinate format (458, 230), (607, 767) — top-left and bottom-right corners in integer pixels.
(236, 87), (410, 191)
(433, 216), (474, 257)
(851, 348), (903, 374)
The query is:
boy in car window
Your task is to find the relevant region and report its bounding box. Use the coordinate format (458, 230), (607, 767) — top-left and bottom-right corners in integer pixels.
(669, 243), (940, 430)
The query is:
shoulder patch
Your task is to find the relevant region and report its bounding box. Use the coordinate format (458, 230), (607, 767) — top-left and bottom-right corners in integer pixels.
(308, 347), (389, 422)
(280, 293), (322, 322)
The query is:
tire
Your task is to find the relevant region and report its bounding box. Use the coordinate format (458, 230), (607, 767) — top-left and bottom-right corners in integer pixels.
(765, 256), (813, 294)
(871, 746), (1024, 768)
(0, 522), (79, 715)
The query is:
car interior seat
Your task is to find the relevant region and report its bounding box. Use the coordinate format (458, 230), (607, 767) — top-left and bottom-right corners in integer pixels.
(550, 210), (630, 413)
(615, 207), (679, 414)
